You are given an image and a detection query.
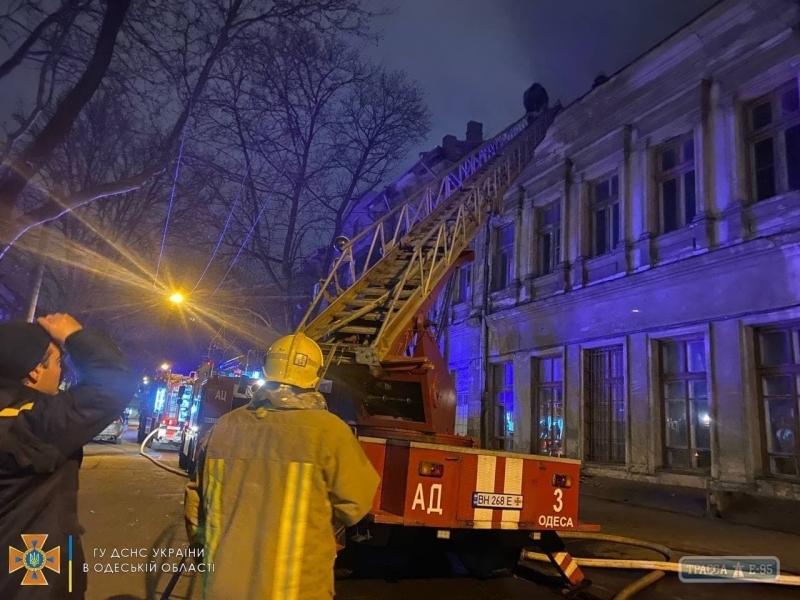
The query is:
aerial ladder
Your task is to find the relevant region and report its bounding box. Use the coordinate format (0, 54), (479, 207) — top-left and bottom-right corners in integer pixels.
(297, 107), (594, 590)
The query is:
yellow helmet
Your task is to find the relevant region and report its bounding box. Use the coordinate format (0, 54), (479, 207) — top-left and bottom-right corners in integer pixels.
(263, 333), (324, 389)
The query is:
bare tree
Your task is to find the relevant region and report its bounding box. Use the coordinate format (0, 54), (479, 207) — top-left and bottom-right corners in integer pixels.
(196, 27), (429, 331)
(0, 0), (132, 240)
(0, 0), (376, 253)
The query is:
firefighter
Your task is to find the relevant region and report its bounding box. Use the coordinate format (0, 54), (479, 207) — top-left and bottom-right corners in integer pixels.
(184, 332), (380, 600)
(0, 314), (137, 600)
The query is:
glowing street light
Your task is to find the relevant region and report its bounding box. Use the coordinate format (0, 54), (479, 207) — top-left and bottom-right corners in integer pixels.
(160, 363), (170, 371)
(142, 376), (150, 384)
(169, 292), (185, 305)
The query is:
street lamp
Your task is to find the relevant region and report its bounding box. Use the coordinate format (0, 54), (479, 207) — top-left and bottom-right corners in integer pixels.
(160, 363), (170, 371)
(168, 292), (184, 305)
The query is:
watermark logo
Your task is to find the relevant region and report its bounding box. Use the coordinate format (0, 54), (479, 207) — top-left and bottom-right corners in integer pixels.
(8, 534), (61, 586)
(679, 556), (780, 583)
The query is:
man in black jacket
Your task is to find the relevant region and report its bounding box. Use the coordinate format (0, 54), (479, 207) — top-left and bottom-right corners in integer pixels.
(0, 313), (137, 599)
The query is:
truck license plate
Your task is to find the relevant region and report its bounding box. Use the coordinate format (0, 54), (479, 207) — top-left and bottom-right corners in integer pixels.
(472, 492), (523, 510)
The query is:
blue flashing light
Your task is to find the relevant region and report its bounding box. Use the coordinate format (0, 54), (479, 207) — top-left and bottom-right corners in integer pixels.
(505, 411), (515, 434)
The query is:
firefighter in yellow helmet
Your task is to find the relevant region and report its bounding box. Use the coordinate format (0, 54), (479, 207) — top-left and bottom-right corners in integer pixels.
(184, 333), (379, 600)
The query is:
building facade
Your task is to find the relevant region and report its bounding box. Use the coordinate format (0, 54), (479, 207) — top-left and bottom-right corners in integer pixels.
(445, 0), (800, 502)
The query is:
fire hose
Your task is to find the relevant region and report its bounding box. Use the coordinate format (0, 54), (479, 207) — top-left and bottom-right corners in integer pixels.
(137, 434), (800, 596)
(521, 531), (800, 599)
(138, 428), (193, 599)
(139, 427), (190, 478)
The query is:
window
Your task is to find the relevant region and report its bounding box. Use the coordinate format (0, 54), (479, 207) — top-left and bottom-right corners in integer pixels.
(660, 339), (710, 470)
(455, 263), (472, 304)
(491, 224), (514, 291)
(453, 368), (470, 436)
(755, 326), (800, 478)
(748, 83), (800, 201)
(538, 202), (561, 275)
(491, 362), (514, 450)
(657, 135), (696, 233)
(584, 345), (626, 464)
(592, 174), (621, 256)
(535, 355), (564, 456)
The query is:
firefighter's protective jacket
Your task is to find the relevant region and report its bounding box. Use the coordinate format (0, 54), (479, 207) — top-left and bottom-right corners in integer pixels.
(0, 329), (137, 599)
(184, 386), (380, 600)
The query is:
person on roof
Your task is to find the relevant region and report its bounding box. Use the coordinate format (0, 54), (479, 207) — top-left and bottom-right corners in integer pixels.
(184, 332), (380, 600)
(0, 313), (137, 599)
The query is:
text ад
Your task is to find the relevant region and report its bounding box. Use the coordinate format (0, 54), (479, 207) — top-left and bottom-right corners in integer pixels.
(678, 556), (779, 583)
(411, 483), (443, 515)
(537, 515), (574, 528)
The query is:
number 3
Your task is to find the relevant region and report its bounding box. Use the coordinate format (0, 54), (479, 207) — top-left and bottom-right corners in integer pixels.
(553, 488), (563, 513)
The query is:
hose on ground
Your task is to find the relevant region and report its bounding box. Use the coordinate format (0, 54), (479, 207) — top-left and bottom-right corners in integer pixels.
(614, 570), (665, 600)
(139, 428), (190, 478)
(523, 551), (800, 586)
(523, 530), (800, 597)
(525, 531), (672, 599)
(556, 532), (672, 561)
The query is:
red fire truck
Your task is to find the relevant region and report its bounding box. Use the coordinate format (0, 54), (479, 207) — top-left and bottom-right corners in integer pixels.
(138, 372), (195, 449)
(178, 361), (255, 473)
(184, 108), (592, 590)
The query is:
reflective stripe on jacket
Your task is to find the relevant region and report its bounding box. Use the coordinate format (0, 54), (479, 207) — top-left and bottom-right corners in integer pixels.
(185, 400), (379, 600)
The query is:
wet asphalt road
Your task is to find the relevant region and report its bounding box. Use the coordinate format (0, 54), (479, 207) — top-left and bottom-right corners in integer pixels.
(75, 427), (799, 600)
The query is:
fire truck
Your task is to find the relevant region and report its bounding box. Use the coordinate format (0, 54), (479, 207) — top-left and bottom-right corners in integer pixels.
(178, 360), (258, 473)
(186, 108), (592, 589)
(137, 372), (195, 449)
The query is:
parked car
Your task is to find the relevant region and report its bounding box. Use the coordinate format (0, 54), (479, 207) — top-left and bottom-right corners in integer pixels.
(93, 416), (125, 444)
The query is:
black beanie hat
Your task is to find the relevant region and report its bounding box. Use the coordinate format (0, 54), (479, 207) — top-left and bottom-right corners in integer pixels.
(0, 321), (53, 381)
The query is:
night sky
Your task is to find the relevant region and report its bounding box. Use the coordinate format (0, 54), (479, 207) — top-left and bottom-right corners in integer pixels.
(366, 0), (719, 161)
(0, 1), (719, 165)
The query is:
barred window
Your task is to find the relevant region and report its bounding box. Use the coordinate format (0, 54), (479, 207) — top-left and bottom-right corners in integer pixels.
(584, 345), (626, 464)
(657, 135), (696, 233)
(660, 339), (710, 470)
(453, 368), (471, 437)
(534, 355), (564, 456)
(748, 82), (800, 202)
(491, 362), (514, 450)
(755, 326), (800, 478)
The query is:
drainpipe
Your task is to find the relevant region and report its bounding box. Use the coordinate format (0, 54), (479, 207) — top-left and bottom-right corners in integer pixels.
(479, 215), (493, 449)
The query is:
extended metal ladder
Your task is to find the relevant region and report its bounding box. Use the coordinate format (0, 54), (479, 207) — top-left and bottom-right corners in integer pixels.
(297, 108), (558, 366)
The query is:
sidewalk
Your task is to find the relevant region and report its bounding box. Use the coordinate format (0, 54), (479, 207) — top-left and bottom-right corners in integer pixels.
(579, 474), (800, 533)
(578, 494), (800, 575)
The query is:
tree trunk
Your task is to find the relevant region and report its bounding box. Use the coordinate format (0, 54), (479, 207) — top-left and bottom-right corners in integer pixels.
(0, 0), (132, 243)
(0, 0), (85, 81)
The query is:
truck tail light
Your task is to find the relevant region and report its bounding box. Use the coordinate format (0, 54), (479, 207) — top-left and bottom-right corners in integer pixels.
(552, 474), (573, 488)
(418, 461), (444, 478)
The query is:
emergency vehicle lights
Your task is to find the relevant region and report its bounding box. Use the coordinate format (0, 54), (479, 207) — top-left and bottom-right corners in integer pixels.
(552, 474), (573, 488)
(418, 461), (444, 478)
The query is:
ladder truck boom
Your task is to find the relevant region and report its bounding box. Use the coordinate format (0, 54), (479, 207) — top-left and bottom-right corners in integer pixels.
(298, 107), (595, 591)
(298, 109), (558, 442)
